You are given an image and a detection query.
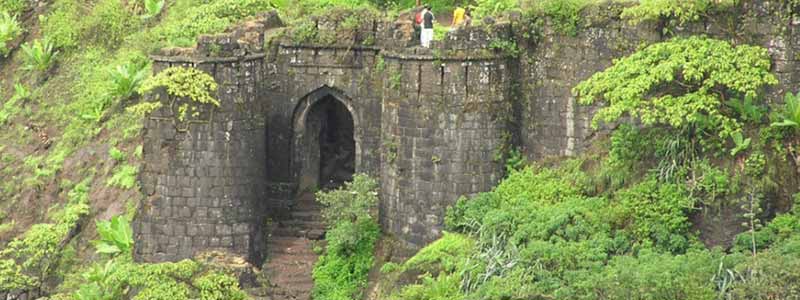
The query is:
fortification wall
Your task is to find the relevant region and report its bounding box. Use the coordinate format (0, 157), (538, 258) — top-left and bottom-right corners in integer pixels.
(133, 2), (800, 263)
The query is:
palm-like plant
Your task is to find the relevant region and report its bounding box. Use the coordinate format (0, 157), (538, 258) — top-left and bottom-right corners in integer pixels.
(772, 92), (800, 131)
(0, 11), (22, 57)
(92, 215), (133, 256)
(21, 39), (58, 73)
(109, 61), (148, 99)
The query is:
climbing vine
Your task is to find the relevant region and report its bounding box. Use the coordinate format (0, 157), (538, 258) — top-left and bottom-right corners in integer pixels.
(139, 67), (220, 122)
(574, 36), (777, 140)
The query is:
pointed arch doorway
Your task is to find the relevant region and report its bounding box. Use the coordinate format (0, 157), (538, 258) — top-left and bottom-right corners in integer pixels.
(292, 86), (359, 195)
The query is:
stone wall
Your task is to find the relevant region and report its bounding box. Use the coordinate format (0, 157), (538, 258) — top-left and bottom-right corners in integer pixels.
(380, 52), (511, 248)
(134, 2), (800, 262)
(519, 1), (800, 160)
(133, 13), (278, 263)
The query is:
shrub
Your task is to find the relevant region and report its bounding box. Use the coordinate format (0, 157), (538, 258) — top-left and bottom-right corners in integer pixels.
(154, 0), (275, 47)
(143, 0), (165, 19)
(530, 0), (593, 36)
(109, 147), (126, 162)
(110, 61), (149, 100)
(312, 220), (380, 300)
(312, 174), (381, 300)
(0, 0), (28, 16)
(39, 0), (81, 50)
(21, 39), (59, 72)
(106, 164), (138, 190)
(472, 0), (519, 19)
(621, 0), (737, 26)
(772, 91), (800, 132)
(93, 215), (134, 257)
(81, 0), (142, 49)
(138, 67), (219, 122)
(614, 178), (697, 253)
(574, 37), (777, 140)
(193, 272), (247, 300)
(315, 173), (379, 226)
(0, 11), (21, 56)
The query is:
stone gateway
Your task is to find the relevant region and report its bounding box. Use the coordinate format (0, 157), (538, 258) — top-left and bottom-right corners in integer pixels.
(133, 2), (800, 263)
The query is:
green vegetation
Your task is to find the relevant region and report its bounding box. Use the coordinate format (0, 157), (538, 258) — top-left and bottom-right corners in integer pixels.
(0, 179), (91, 291)
(21, 39), (58, 73)
(139, 67), (219, 122)
(93, 215), (134, 256)
(0, 0), (27, 16)
(621, 0), (737, 25)
(312, 174), (381, 300)
(0, 11), (20, 56)
(773, 91), (800, 131)
(575, 37), (777, 141)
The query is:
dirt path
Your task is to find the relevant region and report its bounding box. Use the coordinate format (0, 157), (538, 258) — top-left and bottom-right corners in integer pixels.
(264, 193), (326, 300)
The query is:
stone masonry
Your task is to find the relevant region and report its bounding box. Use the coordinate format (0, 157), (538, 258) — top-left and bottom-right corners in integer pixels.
(134, 2), (800, 263)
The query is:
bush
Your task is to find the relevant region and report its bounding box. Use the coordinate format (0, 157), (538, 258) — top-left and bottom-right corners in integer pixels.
(614, 178), (697, 253)
(40, 0), (81, 50)
(772, 91), (800, 132)
(81, 0), (142, 49)
(574, 36), (777, 141)
(109, 60), (149, 100)
(138, 67), (219, 122)
(529, 0), (592, 36)
(315, 173), (379, 226)
(21, 39), (58, 72)
(193, 272), (247, 300)
(0, 11), (21, 56)
(0, 0), (28, 16)
(154, 0), (275, 47)
(312, 174), (381, 300)
(93, 215), (134, 257)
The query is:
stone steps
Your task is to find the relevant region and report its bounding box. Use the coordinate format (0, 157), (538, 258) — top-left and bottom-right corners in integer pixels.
(264, 197), (326, 300)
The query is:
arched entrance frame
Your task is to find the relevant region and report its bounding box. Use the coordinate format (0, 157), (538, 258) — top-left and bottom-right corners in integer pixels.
(291, 85), (362, 193)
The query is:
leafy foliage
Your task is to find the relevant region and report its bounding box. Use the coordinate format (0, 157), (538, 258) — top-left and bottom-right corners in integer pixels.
(529, 0), (593, 36)
(109, 60), (149, 100)
(152, 0), (276, 47)
(621, 0), (737, 26)
(21, 39), (58, 73)
(139, 67), (220, 122)
(472, 0), (520, 20)
(0, 179), (91, 290)
(193, 272), (248, 300)
(313, 174), (381, 300)
(39, 0), (81, 50)
(772, 91), (800, 131)
(143, 0), (165, 19)
(316, 174), (379, 226)
(575, 37), (777, 140)
(106, 164), (139, 190)
(0, 0), (27, 16)
(93, 215), (134, 257)
(0, 11), (20, 56)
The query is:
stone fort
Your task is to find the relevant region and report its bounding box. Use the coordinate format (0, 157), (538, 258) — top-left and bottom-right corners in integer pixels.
(132, 2), (800, 264)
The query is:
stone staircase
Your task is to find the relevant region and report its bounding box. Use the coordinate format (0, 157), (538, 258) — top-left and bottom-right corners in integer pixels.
(264, 194), (326, 300)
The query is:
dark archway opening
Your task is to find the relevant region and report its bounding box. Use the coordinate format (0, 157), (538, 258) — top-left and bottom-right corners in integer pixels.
(317, 96), (355, 188)
(301, 95), (355, 191)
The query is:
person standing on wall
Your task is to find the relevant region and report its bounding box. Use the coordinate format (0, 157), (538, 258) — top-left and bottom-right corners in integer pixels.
(451, 6), (465, 27)
(421, 4), (435, 48)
